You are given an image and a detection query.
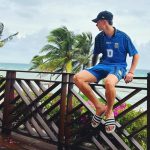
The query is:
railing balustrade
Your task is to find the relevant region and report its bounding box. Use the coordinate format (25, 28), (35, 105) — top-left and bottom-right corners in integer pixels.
(0, 70), (148, 150)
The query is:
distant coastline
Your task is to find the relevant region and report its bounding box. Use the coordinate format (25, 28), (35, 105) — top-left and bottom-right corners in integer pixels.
(0, 62), (150, 76)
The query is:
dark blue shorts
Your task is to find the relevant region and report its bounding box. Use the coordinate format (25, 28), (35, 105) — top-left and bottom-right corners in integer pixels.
(85, 64), (126, 82)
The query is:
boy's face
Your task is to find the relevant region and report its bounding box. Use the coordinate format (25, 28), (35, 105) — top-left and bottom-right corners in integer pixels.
(96, 20), (106, 31)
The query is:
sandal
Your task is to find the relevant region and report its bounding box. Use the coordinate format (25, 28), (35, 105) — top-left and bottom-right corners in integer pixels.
(105, 113), (116, 134)
(91, 112), (105, 128)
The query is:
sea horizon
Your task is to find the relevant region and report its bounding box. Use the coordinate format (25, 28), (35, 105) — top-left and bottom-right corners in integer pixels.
(0, 62), (149, 76)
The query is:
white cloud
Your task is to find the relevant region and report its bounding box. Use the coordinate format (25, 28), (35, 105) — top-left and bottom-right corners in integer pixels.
(0, 28), (48, 63)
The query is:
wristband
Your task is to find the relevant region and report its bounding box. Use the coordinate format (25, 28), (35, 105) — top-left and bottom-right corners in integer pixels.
(128, 72), (134, 75)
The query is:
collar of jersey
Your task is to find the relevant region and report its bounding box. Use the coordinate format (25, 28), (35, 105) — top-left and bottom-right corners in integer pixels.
(102, 27), (117, 39)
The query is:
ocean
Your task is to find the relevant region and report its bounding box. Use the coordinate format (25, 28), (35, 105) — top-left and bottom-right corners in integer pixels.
(0, 62), (149, 76)
(0, 63), (31, 71)
(0, 62), (148, 110)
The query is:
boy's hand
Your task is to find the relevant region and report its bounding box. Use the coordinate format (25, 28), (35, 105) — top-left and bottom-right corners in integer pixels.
(124, 72), (134, 83)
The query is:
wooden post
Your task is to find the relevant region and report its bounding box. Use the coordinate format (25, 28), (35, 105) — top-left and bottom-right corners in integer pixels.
(58, 73), (68, 149)
(147, 73), (150, 150)
(2, 71), (16, 135)
(65, 74), (74, 149)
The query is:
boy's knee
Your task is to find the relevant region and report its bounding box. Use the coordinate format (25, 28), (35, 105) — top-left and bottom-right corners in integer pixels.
(73, 74), (80, 83)
(73, 74), (85, 85)
(105, 79), (115, 89)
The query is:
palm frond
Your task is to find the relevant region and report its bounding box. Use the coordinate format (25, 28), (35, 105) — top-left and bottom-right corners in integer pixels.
(40, 44), (59, 53)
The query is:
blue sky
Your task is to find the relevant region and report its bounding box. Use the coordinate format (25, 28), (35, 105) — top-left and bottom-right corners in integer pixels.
(0, 0), (150, 70)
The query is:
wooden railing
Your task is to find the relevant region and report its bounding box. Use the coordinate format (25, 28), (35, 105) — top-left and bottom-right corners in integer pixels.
(0, 70), (149, 150)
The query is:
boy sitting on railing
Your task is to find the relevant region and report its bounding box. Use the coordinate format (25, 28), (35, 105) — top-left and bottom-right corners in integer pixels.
(74, 10), (139, 133)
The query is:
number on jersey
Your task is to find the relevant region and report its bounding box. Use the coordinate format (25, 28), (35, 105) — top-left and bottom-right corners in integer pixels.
(107, 49), (113, 58)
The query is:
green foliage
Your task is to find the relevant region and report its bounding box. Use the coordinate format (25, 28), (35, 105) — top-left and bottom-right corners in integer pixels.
(80, 94), (89, 101)
(0, 41), (4, 47)
(29, 55), (44, 71)
(118, 106), (147, 150)
(40, 93), (60, 118)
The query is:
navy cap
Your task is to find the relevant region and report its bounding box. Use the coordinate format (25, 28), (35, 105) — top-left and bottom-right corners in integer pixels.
(92, 10), (113, 23)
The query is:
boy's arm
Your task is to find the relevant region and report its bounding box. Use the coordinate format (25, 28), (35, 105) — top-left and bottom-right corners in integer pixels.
(92, 54), (99, 66)
(124, 54), (140, 83)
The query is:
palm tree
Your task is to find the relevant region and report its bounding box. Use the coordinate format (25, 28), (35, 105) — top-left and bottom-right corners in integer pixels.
(73, 32), (93, 72)
(30, 26), (93, 73)
(39, 26), (77, 73)
(0, 22), (18, 47)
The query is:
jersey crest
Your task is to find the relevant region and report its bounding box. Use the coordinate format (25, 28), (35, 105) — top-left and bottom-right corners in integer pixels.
(114, 43), (119, 49)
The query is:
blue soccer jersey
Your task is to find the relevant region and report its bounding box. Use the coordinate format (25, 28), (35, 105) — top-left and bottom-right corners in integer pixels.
(93, 28), (138, 67)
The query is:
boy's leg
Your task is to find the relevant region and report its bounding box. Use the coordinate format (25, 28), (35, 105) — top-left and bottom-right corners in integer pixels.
(73, 70), (106, 115)
(104, 74), (118, 131)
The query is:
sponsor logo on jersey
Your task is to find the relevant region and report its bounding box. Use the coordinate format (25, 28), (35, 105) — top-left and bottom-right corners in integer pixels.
(106, 42), (111, 44)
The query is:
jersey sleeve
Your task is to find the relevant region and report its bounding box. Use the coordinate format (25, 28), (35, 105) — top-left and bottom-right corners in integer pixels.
(93, 35), (102, 55)
(125, 36), (138, 57)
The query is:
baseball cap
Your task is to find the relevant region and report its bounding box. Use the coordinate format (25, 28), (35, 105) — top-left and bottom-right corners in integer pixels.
(92, 10), (113, 23)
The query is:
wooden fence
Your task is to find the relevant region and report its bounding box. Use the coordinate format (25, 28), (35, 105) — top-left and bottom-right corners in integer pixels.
(0, 70), (149, 150)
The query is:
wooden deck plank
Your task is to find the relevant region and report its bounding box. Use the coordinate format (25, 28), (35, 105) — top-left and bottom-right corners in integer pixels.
(0, 132), (57, 150)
